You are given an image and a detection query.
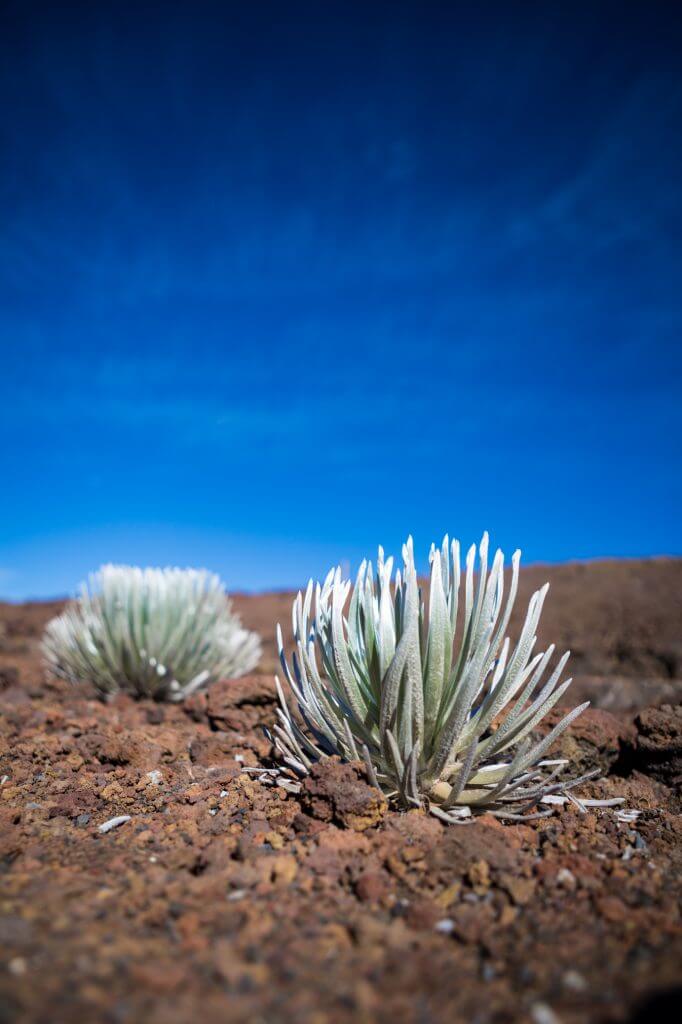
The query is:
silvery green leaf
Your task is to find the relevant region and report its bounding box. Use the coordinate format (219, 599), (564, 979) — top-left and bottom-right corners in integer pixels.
(269, 533), (594, 821)
(423, 549), (452, 748)
(43, 566), (261, 701)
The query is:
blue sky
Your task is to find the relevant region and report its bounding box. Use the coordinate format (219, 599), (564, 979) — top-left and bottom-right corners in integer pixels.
(0, 1), (680, 599)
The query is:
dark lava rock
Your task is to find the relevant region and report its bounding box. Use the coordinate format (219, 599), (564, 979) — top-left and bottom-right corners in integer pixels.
(299, 758), (388, 830)
(539, 706), (635, 776)
(629, 705), (682, 789)
(424, 818), (522, 881)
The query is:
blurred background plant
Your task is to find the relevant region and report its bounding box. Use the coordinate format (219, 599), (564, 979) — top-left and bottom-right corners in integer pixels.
(42, 565), (261, 700)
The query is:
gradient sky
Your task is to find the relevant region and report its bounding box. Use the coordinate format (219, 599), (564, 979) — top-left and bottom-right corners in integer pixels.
(1, 1), (680, 599)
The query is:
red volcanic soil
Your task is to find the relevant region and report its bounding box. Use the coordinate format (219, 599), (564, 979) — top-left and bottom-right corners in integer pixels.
(1, 559), (681, 1023)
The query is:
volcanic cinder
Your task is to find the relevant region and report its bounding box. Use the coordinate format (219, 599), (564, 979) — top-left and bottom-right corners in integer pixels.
(1, 557), (681, 1024)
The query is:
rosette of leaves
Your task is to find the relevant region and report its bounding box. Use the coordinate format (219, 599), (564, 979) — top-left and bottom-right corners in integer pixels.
(270, 534), (607, 821)
(43, 565), (261, 701)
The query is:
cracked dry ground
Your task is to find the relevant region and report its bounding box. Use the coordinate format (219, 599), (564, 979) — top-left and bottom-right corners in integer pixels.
(1, 560), (681, 1024)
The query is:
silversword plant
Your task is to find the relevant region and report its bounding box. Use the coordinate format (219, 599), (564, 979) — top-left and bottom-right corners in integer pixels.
(271, 534), (618, 821)
(43, 565), (261, 701)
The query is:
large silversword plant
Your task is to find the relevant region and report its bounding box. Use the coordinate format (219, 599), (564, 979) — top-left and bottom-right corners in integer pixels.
(272, 534), (604, 821)
(43, 565), (261, 701)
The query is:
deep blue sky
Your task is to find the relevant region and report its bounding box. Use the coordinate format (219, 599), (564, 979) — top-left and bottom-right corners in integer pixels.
(1, 1), (680, 599)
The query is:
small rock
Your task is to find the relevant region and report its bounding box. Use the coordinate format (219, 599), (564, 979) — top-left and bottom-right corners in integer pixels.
(450, 902), (494, 943)
(538, 707), (634, 776)
(76, 813), (91, 827)
(299, 758), (387, 831)
(355, 871), (389, 904)
(468, 859), (491, 892)
(500, 874), (536, 906)
(435, 881), (462, 908)
(597, 896), (629, 923)
(426, 820), (520, 879)
(390, 898), (410, 919)
(100, 782), (123, 802)
(405, 899), (441, 931)
(563, 970), (588, 992)
(531, 1003), (561, 1024)
(498, 904), (518, 927)
(434, 918), (455, 935)
(628, 705), (682, 787)
(189, 735), (238, 767)
(270, 855), (298, 885)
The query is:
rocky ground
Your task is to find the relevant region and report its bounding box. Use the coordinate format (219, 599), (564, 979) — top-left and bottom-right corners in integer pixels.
(0, 558), (681, 1023)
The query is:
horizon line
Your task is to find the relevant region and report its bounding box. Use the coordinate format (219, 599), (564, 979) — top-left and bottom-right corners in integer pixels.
(2, 551), (680, 605)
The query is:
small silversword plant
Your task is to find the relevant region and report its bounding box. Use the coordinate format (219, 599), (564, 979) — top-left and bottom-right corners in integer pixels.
(43, 565), (261, 701)
(271, 534), (613, 821)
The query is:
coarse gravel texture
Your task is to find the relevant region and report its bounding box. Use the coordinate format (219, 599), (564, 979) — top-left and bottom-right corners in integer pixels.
(1, 558), (681, 1023)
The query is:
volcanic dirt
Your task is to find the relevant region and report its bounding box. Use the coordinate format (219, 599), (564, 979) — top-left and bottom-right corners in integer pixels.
(0, 558), (681, 1023)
